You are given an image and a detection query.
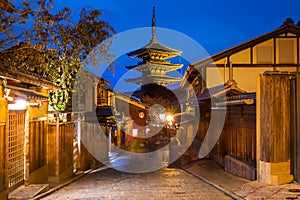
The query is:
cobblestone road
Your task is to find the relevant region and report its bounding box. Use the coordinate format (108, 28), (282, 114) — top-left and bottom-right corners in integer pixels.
(42, 167), (233, 200)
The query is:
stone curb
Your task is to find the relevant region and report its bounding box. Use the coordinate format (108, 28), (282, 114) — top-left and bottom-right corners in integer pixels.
(177, 166), (243, 200)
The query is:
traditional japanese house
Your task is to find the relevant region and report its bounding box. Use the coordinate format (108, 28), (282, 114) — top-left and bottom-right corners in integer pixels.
(0, 45), (59, 199)
(181, 18), (300, 184)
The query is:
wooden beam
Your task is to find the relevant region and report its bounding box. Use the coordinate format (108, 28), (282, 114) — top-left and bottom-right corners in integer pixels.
(250, 46), (253, 64)
(297, 37), (300, 65)
(210, 63), (299, 68)
(296, 36), (300, 181)
(273, 38), (277, 70)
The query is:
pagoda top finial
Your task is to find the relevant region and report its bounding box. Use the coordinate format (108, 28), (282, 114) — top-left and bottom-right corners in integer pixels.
(152, 6), (156, 27)
(151, 6), (157, 42)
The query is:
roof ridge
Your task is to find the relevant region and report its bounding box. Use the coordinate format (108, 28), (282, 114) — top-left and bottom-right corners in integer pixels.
(281, 18), (295, 27)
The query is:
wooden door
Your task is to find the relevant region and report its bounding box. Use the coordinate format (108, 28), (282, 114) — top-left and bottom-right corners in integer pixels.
(7, 110), (25, 190)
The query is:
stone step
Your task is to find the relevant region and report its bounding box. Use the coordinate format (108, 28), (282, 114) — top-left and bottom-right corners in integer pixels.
(8, 184), (49, 200)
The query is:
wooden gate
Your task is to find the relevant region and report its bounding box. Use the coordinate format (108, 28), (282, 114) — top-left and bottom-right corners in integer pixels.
(7, 110), (25, 189)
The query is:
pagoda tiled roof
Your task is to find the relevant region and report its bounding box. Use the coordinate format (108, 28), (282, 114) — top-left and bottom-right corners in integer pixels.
(127, 39), (181, 57)
(126, 61), (183, 70)
(125, 75), (182, 84)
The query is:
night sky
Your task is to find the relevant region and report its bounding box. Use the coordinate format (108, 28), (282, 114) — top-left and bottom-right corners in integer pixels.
(55, 0), (300, 92)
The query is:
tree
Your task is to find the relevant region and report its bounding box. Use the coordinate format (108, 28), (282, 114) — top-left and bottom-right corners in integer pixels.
(0, 0), (115, 111)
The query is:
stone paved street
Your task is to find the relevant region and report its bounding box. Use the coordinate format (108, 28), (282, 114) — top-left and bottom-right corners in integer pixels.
(42, 167), (233, 200)
(182, 159), (300, 200)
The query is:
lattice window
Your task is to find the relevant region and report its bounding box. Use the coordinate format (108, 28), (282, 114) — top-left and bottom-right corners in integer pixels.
(8, 110), (25, 189)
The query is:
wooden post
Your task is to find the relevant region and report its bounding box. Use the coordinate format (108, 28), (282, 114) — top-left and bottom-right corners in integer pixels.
(55, 114), (60, 176)
(257, 74), (293, 184)
(48, 113), (74, 182)
(0, 79), (8, 199)
(24, 109), (30, 185)
(0, 79), (2, 98)
(296, 69), (300, 182)
(256, 75), (261, 182)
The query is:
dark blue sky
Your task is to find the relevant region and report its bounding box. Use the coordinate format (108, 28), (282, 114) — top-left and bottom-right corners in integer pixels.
(56, 0), (300, 54)
(55, 0), (300, 92)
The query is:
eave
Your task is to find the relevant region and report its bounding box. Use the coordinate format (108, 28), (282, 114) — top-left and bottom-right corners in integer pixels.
(126, 61), (183, 72)
(125, 75), (182, 85)
(0, 66), (58, 89)
(127, 40), (182, 59)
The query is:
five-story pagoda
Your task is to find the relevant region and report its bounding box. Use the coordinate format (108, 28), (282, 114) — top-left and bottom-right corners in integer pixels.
(125, 7), (183, 88)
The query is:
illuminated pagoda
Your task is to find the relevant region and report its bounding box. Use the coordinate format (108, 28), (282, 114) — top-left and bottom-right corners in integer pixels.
(125, 7), (183, 88)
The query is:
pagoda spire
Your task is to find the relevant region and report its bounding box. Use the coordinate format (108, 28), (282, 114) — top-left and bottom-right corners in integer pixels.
(151, 6), (157, 42)
(125, 7), (183, 88)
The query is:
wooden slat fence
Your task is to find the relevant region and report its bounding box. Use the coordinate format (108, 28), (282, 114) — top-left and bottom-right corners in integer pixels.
(196, 104), (256, 167)
(29, 120), (47, 173)
(59, 122), (74, 173)
(48, 121), (74, 177)
(78, 122), (108, 170)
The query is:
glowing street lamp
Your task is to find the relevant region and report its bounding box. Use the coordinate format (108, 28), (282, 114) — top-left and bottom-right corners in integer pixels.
(166, 115), (173, 122)
(8, 99), (27, 110)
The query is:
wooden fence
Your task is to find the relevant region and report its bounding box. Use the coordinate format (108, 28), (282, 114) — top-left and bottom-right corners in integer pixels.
(195, 104), (256, 167)
(78, 122), (109, 170)
(48, 121), (74, 179)
(28, 120), (47, 174)
(211, 105), (256, 166)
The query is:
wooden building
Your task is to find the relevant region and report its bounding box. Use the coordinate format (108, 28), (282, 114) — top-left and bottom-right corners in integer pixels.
(0, 59), (58, 199)
(73, 72), (148, 168)
(181, 18), (300, 184)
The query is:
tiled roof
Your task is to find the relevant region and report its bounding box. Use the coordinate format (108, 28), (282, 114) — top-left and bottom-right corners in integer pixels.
(127, 40), (181, 57)
(10, 89), (48, 100)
